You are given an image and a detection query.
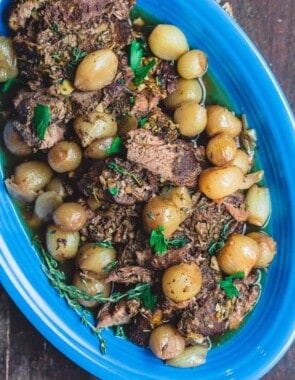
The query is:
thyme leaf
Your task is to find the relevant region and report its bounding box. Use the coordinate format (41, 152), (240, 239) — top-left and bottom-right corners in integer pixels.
(168, 237), (190, 248)
(218, 272), (245, 299)
(96, 241), (113, 248)
(208, 219), (234, 255)
(108, 187), (119, 196)
(66, 47), (87, 80)
(32, 104), (51, 141)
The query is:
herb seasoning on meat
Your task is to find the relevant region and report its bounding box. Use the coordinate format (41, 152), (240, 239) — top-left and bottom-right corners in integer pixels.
(1, 0), (277, 368)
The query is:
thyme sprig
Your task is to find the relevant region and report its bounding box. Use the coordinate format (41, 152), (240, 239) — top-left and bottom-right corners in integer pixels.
(208, 218), (234, 255)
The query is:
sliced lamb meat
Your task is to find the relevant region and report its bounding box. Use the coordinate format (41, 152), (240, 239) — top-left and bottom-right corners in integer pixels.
(178, 296), (227, 337)
(156, 60), (178, 94)
(143, 107), (179, 142)
(126, 311), (153, 347)
(99, 158), (159, 206)
(151, 244), (194, 270)
(70, 90), (102, 118)
(222, 191), (250, 222)
(228, 272), (260, 330)
(125, 129), (202, 188)
(97, 299), (140, 328)
(188, 192), (245, 251)
(12, 90), (68, 149)
(107, 266), (152, 284)
(81, 204), (140, 243)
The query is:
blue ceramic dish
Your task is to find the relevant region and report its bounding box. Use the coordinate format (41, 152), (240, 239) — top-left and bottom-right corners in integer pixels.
(1, 0), (295, 379)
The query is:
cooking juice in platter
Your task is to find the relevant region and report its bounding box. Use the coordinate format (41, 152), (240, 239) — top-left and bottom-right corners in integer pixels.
(0, 5), (272, 350)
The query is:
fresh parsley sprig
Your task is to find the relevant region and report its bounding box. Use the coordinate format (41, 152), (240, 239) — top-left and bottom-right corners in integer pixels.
(208, 219), (234, 255)
(32, 104), (51, 140)
(218, 272), (245, 299)
(130, 39), (156, 85)
(106, 136), (124, 155)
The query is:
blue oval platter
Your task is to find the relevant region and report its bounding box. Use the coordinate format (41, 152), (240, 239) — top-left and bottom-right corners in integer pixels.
(0, 0), (295, 379)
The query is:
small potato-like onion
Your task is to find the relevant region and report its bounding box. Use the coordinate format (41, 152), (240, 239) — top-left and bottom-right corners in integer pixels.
(177, 49), (208, 79)
(72, 271), (111, 308)
(206, 133), (237, 166)
(198, 166), (244, 200)
(74, 111), (117, 147)
(46, 224), (80, 261)
(206, 105), (242, 137)
(174, 101), (207, 137)
(48, 141), (82, 172)
(149, 324), (185, 360)
(76, 243), (117, 279)
(217, 234), (261, 276)
(84, 136), (115, 159)
(74, 48), (118, 91)
(34, 191), (63, 221)
(162, 262), (202, 302)
(143, 196), (182, 238)
(148, 24), (189, 60)
(247, 232), (277, 268)
(164, 79), (203, 110)
(14, 161), (53, 192)
(161, 186), (192, 222)
(3, 121), (33, 156)
(0, 37), (18, 82)
(45, 177), (70, 198)
(229, 149), (250, 174)
(166, 344), (208, 368)
(245, 184), (271, 226)
(53, 202), (87, 232)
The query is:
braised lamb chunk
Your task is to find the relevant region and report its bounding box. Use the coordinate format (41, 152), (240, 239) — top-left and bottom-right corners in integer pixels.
(107, 266), (152, 284)
(12, 89), (68, 149)
(222, 191), (250, 222)
(150, 244), (194, 270)
(125, 129), (202, 188)
(70, 90), (103, 118)
(81, 203), (140, 243)
(97, 299), (140, 328)
(126, 311), (153, 347)
(99, 158), (159, 206)
(188, 192), (245, 251)
(142, 107), (180, 142)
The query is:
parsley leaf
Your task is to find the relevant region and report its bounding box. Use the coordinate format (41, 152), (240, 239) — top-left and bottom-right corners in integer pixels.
(168, 237), (190, 248)
(150, 226), (168, 255)
(2, 78), (24, 94)
(32, 104), (51, 140)
(139, 117), (148, 127)
(108, 187), (119, 196)
(134, 59), (156, 86)
(106, 136), (124, 155)
(130, 40), (144, 71)
(218, 272), (245, 299)
(96, 241), (113, 248)
(127, 282), (157, 311)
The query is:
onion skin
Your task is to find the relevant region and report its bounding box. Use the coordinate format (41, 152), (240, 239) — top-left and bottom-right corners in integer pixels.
(245, 184), (271, 226)
(217, 234), (261, 276)
(166, 344), (208, 368)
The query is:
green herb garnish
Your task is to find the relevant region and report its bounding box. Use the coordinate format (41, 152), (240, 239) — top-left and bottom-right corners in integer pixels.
(208, 219), (234, 255)
(2, 78), (24, 93)
(108, 162), (142, 186)
(96, 241), (113, 248)
(32, 104), (51, 140)
(106, 136), (124, 155)
(168, 237), (190, 248)
(66, 47), (87, 79)
(130, 39), (144, 71)
(114, 325), (127, 339)
(134, 59), (156, 86)
(103, 260), (118, 273)
(218, 272), (245, 299)
(51, 53), (61, 59)
(127, 283), (157, 311)
(139, 117), (148, 127)
(108, 187), (119, 196)
(150, 226), (168, 255)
